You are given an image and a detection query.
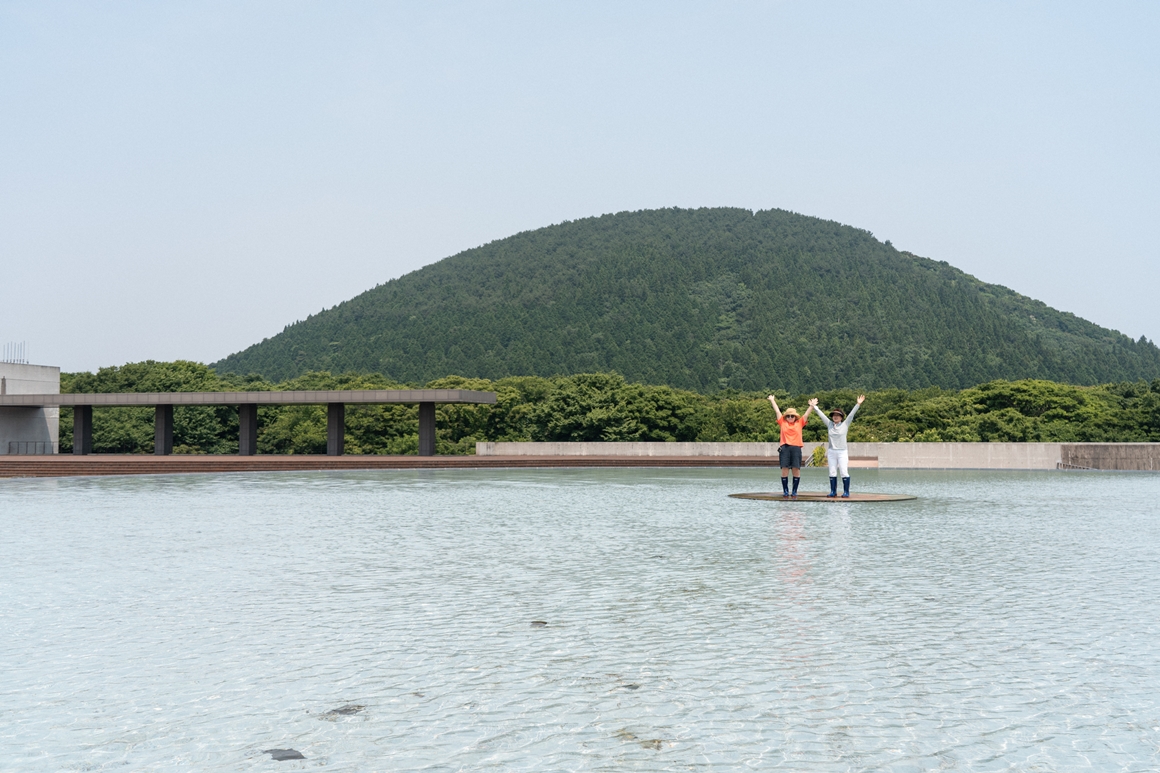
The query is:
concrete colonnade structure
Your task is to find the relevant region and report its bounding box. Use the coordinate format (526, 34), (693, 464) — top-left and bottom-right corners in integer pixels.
(0, 390), (496, 457)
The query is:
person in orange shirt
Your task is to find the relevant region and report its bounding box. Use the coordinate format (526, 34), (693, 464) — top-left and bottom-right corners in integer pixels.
(767, 394), (808, 498)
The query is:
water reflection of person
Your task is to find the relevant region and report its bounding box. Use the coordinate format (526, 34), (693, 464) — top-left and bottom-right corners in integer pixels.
(809, 395), (865, 498)
(776, 508), (811, 589)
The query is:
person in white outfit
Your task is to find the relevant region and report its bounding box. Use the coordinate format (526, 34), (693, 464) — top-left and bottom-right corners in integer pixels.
(809, 395), (865, 497)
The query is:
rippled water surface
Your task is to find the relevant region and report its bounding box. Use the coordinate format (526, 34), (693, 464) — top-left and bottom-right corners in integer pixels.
(2, 469), (1160, 771)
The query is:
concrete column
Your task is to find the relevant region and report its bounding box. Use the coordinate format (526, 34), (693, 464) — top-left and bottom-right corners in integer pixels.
(73, 405), (92, 455)
(327, 403), (345, 456)
(154, 405), (173, 455)
(239, 404), (258, 456)
(418, 401), (436, 456)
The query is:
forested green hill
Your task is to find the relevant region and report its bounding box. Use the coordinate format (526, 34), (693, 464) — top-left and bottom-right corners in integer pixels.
(214, 208), (1160, 391)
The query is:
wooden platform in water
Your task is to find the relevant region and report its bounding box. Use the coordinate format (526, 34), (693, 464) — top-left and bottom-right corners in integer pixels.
(729, 491), (917, 502)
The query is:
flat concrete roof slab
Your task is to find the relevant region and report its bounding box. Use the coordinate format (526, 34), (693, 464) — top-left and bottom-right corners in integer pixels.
(0, 389), (497, 407)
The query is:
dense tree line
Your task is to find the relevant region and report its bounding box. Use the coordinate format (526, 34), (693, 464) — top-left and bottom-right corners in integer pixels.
(58, 361), (1160, 455)
(213, 207), (1160, 390)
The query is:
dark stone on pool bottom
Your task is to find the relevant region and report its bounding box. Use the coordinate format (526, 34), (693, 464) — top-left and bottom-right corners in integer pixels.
(264, 748), (305, 761)
(530, 620), (548, 627)
(323, 704), (365, 716)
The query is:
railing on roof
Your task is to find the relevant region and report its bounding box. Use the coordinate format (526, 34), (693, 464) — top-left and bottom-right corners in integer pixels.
(6, 441), (57, 455)
(1, 341), (29, 364)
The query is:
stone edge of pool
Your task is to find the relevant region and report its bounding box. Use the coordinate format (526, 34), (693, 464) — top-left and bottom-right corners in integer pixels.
(0, 455), (824, 478)
(3, 440), (1160, 477)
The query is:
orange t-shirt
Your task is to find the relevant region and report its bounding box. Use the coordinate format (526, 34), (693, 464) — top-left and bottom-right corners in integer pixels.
(777, 415), (807, 446)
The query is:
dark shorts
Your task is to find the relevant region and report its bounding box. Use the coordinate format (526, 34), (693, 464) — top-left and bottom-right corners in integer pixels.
(778, 444), (803, 469)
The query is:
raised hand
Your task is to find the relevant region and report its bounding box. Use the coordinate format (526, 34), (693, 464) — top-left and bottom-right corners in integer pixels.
(808, 397), (819, 407)
(857, 395), (866, 404)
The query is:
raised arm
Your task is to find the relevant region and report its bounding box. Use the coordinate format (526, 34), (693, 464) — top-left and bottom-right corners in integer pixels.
(845, 395), (865, 423)
(767, 394), (783, 420)
(811, 402), (830, 423)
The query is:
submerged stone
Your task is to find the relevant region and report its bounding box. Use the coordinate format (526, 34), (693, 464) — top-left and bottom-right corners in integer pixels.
(530, 620), (548, 627)
(264, 748), (305, 761)
(615, 729), (665, 750)
(322, 704), (365, 717)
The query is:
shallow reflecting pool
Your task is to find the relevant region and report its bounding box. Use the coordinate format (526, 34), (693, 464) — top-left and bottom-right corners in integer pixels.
(2, 468), (1159, 771)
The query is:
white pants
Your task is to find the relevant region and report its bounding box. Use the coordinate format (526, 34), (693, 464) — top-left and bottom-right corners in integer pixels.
(827, 448), (849, 478)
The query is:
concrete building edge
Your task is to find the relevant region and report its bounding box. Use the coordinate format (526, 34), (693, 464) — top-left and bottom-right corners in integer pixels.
(0, 364), (60, 454)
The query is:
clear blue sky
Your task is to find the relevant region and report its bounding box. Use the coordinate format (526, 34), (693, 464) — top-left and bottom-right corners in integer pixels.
(2, 1), (1157, 373)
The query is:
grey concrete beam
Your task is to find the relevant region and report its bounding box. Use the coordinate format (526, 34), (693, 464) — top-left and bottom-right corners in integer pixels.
(418, 401), (436, 456)
(327, 403), (345, 456)
(154, 405), (173, 455)
(239, 404), (258, 456)
(0, 389), (497, 407)
(73, 405), (92, 455)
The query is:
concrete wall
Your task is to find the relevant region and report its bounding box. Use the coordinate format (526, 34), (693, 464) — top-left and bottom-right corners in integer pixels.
(0, 363), (60, 454)
(476, 441), (826, 457)
(1060, 444), (1160, 471)
(478, 440), (1056, 467)
(476, 441), (1160, 471)
(848, 442), (1063, 470)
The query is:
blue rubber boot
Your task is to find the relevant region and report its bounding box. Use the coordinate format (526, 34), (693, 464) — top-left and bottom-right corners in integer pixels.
(842, 477), (851, 498)
(781, 476), (790, 497)
(828, 477), (837, 497)
(791, 476), (801, 499)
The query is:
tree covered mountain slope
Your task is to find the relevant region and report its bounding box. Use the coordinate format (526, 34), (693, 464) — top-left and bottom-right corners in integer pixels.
(214, 208), (1160, 391)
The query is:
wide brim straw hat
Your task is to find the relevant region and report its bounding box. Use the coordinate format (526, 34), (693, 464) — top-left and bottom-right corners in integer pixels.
(784, 408), (800, 418)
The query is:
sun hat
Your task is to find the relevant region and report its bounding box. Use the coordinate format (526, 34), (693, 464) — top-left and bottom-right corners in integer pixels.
(829, 408), (845, 420)
(784, 407), (799, 418)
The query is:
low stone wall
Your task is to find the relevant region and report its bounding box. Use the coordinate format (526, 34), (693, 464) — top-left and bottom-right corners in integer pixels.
(475, 441), (825, 457)
(476, 442), (1160, 471)
(1061, 444), (1160, 471)
(849, 442), (1062, 470)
